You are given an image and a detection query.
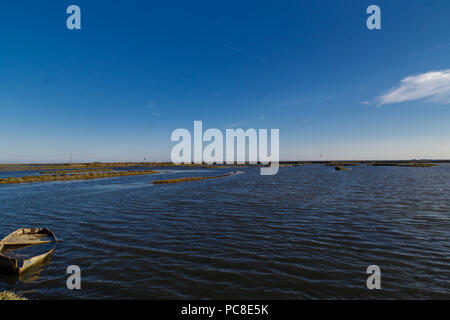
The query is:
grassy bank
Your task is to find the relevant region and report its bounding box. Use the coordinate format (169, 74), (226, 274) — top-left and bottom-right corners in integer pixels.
(153, 172), (240, 184)
(0, 170), (158, 185)
(40, 168), (113, 174)
(0, 291), (27, 300)
(0, 165), (115, 172)
(368, 163), (438, 167)
(325, 162), (360, 167)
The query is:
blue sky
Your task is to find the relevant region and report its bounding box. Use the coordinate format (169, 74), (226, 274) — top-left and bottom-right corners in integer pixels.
(1, 0), (449, 162)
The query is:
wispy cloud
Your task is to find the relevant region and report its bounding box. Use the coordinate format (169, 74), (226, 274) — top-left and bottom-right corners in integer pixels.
(359, 101), (370, 105)
(377, 69), (450, 106)
(416, 42), (450, 56)
(321, 94), (336, 101)
(216, 42), (268, 63)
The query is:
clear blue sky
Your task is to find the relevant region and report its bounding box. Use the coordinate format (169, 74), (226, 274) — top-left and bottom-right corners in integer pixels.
(1, 0), (449, 162)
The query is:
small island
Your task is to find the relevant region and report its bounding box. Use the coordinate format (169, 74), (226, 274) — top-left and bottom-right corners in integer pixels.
(0, 170), (158, 185)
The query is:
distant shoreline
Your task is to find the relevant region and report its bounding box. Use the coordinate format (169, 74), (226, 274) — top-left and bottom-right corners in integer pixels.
(0, 160), (448, 168)
(0, 161), (442, 185)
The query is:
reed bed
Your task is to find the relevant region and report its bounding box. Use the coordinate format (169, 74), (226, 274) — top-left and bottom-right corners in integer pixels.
(368, 163), (438, 167)
(0, 291), (27, 300)
(153, 172), (240, 184)
(0, 170), (158, 185)
(40, 168), (113, 174)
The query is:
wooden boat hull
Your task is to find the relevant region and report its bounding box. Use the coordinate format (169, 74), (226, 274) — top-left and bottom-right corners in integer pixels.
(0, 228), (57, 276)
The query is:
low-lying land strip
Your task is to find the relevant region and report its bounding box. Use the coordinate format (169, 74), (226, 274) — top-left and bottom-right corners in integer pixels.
(40, 168), (113, 174)
(368, 163), (438, 167)
(0, 170), (158, 185)
(326, 162), (360, 167)
(153, 171), (241, 184)
(0, 160), (443, 172)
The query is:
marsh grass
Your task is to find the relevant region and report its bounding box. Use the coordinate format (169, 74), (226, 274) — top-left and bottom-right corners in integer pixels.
(325, 162), (360, 167)
(0, 165), (115, 172)
(0, 161), (443, 172)
(369, 163), (438, 167)
(40, 169), (113, 174)
(0, 170), (158, 184)
(0, 291), (27, 300)
(153, 172), (239, 184)
(0, 162), (208, 171)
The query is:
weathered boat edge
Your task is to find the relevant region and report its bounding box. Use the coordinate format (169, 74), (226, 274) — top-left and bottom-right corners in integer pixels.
(0, 228), (57, 276)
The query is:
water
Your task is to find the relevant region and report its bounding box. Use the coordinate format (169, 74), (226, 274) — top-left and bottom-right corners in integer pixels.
(1, 165), (449, 299)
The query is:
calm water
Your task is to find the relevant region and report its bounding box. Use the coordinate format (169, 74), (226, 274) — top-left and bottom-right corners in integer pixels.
(1, 165), (449, 299)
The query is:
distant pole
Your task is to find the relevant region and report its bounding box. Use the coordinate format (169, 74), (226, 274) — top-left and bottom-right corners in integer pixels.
(70, 152), (72, 166)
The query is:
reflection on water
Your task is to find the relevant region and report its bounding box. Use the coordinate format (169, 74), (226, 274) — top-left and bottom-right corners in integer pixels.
(0, 257), (52, 285)
(19, 257), (52, 284)
(2, 241), (55, 261)
(1, 165), (450, 299)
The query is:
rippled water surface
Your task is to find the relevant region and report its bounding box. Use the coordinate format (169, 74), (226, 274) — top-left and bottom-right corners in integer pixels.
(1, 165), (449, 299)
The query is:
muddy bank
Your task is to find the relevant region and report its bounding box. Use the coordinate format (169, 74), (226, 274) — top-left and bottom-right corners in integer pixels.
(153, 171), (242, 184)
(0, 170), (158, 185)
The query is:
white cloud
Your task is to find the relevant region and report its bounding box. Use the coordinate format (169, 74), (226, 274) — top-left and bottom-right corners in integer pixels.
(377, 69), (450, 105)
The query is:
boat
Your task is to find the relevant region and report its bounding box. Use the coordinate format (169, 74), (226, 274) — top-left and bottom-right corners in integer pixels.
(0, 228), (57, 276)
